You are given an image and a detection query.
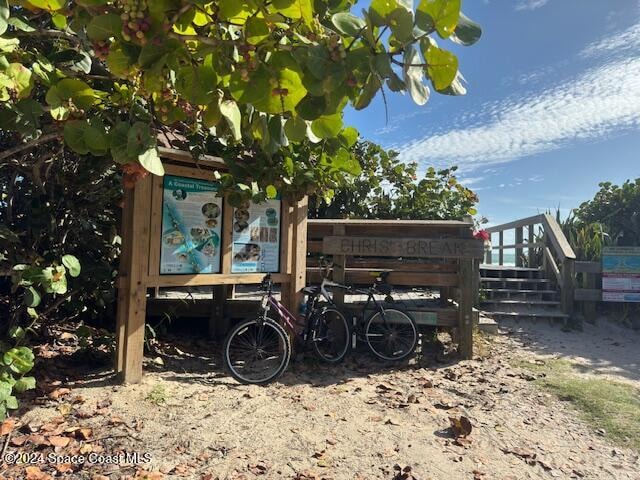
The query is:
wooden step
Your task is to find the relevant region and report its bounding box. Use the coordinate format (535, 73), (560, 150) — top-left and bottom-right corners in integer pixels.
(481, 299), (560, 306)
(480, 265), (542, 272)
(483, 288), (557, 295)
(478, 316), (499, 334)
(485, 310), (569, 320)
(481, 277), (550, 284)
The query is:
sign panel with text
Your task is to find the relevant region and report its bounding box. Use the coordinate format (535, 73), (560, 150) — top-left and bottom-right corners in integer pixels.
(602, 246), (640, 302)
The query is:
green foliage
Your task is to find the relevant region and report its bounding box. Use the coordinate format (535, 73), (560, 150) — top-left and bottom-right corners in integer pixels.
(556, 210), (609, 262)
(0, 336), (36, 421)
(545, 179), (640, 263)
(0, 147), (122, 330)
(575, 179), (640, 247)
(0, 0), (481, 197)
(12, 254), (80, 308)
(0, 243), (86, 419)
(309, 141), (478, 220)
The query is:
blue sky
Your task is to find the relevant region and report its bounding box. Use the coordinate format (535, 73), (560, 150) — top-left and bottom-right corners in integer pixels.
(344, 0), (640, 226)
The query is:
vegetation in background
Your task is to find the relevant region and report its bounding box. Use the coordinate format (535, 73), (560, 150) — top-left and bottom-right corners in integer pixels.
(1, 148), (121, 414)
(309, 142), (478, 220)
(0, 149), (122, 328)
(575, 180), (640, 246)
(544, 179), (640, 263)
(518, 359), (640, 450)
(555, 210), (609, 262)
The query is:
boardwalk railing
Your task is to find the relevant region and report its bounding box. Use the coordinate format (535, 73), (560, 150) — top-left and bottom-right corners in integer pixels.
(485, 214), (576, 315)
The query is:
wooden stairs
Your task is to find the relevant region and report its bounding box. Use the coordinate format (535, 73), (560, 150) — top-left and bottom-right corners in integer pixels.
(479, 265), (569, 322)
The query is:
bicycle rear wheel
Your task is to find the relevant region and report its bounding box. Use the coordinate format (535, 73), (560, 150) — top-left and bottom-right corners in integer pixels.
(311, 307), (350, 363)
(364, 308), (417, 361)
(223, 318), (291, 384)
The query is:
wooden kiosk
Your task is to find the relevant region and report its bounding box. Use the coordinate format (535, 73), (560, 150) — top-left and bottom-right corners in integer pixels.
(115, 148), (308, 383)
(116, 149), (483, 383)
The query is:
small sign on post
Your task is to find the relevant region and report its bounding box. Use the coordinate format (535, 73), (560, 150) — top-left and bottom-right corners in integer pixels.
(602, 246), (640, 302)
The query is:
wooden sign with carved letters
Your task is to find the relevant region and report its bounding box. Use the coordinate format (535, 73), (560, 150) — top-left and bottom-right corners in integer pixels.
(322, 236), (485, 259)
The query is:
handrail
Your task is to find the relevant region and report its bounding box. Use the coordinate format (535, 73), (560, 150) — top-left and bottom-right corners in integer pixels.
(483, 213), (576, 316)
(541, 214), (576, 260)
(544, 246), (562, 287)
(485, 214), (544, 234)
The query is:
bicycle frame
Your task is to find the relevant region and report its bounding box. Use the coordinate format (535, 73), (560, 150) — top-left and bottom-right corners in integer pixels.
(318, 277), (389, 322)
(257, 273), (393, 344)
(263, 294), (300, 332)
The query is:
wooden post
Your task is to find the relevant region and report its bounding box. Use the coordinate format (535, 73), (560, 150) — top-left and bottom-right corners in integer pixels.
(279, 199), (293, 310)
(115, 188), (134, 374)
(286, 196), (308, 316)
(210, 285), (227, 337)
(541, 232), (548, 272)
(484, 233), (492, 264)
(515, 227), (523, 267)
(528, 224), (535, 267)
(561, 258), (575, 317)
(332, 224), (346, 308)
(498, 231), (504, 265)
(583, 272), (597, 321)
(458, 258), (474, 359)
(116, 175), (152, 384)
(472, 259), (480, 306)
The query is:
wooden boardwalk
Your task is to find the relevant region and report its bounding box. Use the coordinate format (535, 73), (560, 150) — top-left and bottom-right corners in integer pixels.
(148, 286), (491, 330)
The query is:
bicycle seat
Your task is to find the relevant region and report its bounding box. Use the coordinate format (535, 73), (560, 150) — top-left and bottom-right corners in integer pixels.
(303, 286), (321, 295)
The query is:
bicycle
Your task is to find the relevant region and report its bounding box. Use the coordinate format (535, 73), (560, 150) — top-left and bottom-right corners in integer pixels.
(223, 271), (418, 384)
(222, 273), (351, 384)
(310, 271), (419, 362)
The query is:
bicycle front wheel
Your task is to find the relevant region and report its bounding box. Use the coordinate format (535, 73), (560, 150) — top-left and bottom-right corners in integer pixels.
(311, 307), (350, 363)
(223, 318), (291, 384)
(364, 308), (417, 361)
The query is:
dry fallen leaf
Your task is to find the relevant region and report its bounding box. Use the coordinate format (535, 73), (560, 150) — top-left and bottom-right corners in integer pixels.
(0, 418), (16, 436)
(55, 464), (74, 474)
(449, 415), (472, 438)
(247, 461), (270, 475)
(25, 466), (53, 480)
(134, 470), (164, 480)
(27, 434), (49, 446)
(392, 464), (416, 480)
(48, 388), (71, 400)
(10, 434), (28, 446)
(76, 428), (92, 440)
(48, 435), (71, 448)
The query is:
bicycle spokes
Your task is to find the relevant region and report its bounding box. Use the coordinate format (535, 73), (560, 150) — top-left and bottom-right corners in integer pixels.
(226, 320), (289, 383)
(365, 309), (417, 360)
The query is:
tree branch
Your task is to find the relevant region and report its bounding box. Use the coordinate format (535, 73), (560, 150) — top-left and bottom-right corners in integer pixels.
(168, 32), (221, 46)
(41, 289), (78, 318)
(0, 133), (62, 163)
(13, 29), (82, 46)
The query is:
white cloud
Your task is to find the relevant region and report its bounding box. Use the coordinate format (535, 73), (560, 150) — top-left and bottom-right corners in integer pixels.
(515, 0), (550, 11)
(398, 56), (640, 172)
(459, 176), (485, 186)
(581, 21), (640, 58)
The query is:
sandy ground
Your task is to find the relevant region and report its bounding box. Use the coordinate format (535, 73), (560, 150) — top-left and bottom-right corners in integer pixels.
(2, 319), (640, 480)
